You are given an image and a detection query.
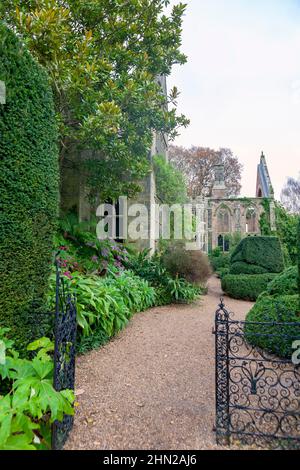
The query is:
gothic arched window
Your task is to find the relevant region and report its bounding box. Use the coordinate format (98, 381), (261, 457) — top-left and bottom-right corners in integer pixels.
(217, 208), (230, 233)
(246, 208), (257, 233)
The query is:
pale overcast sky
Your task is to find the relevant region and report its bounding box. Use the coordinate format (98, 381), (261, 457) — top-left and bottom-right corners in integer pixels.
(168, 0), (300, 198)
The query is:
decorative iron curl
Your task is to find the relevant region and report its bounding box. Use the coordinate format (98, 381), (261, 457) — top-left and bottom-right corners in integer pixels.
(51, 260), (77, 450)
(214, 299), (300, 450)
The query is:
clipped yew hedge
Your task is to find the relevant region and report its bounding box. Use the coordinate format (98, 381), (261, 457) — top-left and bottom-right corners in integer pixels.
(245, 295), (300, 358)
(229, 261), (268, 275)
(230, 236), (284, 274)
(221, 273), (277, 301)
(265, 266), (299, 297)
(0, 24), (59, 351)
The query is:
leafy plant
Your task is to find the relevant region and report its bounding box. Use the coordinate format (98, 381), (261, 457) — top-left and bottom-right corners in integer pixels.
(54, 216), (130, 276)
(47, 269), (156, 339)
(76, 327), (109, 355)
(260, 200), (299, 266)
(1, 1), (189, 202)
(209, 247), (231, 273)
(153, 155), (188, 204)
(124, 249), (201, 304)
(0, 331), (74, 450)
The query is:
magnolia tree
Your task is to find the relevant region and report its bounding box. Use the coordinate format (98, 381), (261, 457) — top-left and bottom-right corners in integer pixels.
(1, 0), (189, 202)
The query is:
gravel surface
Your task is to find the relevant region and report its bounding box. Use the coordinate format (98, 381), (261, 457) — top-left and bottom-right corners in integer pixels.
(65, 276), (254, 450)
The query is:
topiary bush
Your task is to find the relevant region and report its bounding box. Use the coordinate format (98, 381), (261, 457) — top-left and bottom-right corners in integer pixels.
(0, 24), (59, 351)
(221, 273), (277, 301)
(230, 236), (284, 274)
(245, 295), (300, 358)
(265, 266), (299, 297)
(229, 261), (268, 275)
(161, 241), (212, 285)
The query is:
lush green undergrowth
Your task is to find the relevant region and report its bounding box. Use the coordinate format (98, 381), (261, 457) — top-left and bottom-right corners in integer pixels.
(209, 248), (230, 279)
(0, 332), (74, 450)
(49, 219), (203, 354)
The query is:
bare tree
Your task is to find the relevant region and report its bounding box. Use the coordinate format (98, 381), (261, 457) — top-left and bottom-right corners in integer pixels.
(169, 145), (242, 198)
(281, 175), (300, 214)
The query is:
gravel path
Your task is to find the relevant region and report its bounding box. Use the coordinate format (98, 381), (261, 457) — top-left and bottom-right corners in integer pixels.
(65, 276), (254, 450)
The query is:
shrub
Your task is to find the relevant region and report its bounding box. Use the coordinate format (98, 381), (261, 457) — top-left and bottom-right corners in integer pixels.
(209, 252), (230, 272)
(47, 270), (156, 339)
(55, 217), (130, 275)
(245, 295), (300, 358)
(230, 236), (284, 273)
(153, 155), (188, 204)
(230, 262), (268, 275)
(0, 25), (59, 350)
(76, 327), (109, 355)
(124, 250), (201, 304)
(161, 242), (211, 284)
(265, 266), (299, 297)
(216, 267), (230, 279)
(0, 331), (74, 450)
(221, 273), (277, 301)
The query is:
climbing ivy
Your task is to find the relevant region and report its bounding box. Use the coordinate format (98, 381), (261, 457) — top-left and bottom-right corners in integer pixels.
(259, 199), (299, 265)
(153, 155), (188, 205)
(259, 198), (272, 236)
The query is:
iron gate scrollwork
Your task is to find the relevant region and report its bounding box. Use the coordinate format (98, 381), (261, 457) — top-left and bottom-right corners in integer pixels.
(214, 299), (300, 449)
(51, 262), (77, 450)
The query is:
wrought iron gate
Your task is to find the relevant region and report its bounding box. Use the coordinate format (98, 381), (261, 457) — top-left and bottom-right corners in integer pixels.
(51, 263), (77, 450)
(214, 299), (300, 449)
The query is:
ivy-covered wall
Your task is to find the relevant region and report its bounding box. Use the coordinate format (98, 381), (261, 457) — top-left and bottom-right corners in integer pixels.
(0, 24), (59, 351)
(260, 199), (299, 265)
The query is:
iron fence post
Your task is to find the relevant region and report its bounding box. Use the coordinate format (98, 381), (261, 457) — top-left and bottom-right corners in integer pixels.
(51, 260), (77, 450)
(215, 298), (230, 445)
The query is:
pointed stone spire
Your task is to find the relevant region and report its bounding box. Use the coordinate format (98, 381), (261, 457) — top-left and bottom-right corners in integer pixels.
(256, 151), (274, 198)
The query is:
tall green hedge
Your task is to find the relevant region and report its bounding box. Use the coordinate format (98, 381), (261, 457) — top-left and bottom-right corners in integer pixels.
(230, 236), (284, 274)
(0, 24), (59, 351)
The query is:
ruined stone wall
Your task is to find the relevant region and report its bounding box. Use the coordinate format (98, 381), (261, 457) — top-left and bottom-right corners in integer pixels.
(207, 197), (270, 251)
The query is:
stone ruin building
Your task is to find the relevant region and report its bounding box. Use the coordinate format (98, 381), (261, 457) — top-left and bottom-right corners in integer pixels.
(195, 152), (276, 253)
